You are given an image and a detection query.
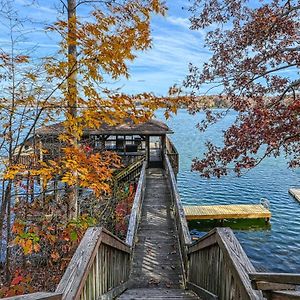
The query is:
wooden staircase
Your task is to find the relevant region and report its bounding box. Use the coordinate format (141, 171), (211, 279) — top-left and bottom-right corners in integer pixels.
(117, 168), (200, 299)
(129, 169), (184, 289)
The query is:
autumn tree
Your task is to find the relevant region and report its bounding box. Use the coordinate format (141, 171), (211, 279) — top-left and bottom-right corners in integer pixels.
(1, 0), (189, 288)
(0, 0), (52, 280)
(185, 0), (300, 177)
(43, 0), (173, 218)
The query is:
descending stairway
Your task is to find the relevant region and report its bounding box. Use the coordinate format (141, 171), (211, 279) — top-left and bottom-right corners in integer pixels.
(118, 168), (199, 299)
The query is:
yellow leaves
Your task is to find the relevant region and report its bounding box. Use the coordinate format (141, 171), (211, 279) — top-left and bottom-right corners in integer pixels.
(14, 55), (30, 64)
(4, 164), (26, 180)
(25, 72), (37, 81)
(12, 221), (41, 255)
(59, 146), (122, 196)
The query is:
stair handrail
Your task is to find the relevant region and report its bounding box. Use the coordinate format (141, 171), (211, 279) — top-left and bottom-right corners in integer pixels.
(125, 161), (147, 247)
(55, 227), (131, 299)
(187, 227), (263, 300)
(114, 156), (145, 183)
(164, 154), (192, 286)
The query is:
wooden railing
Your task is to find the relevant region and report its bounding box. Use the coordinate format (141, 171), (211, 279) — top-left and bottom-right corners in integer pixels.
(5, 164), (148, 300)
(166, 136), (179, 175)
(56, 227), (131, 300)
(5, 229), (131, 300)
(250, 272), (300, 300)
(125, 161), (147, 247)
(187, 227), (262, 300)
(164, 154), (263, 300)
(114, 156), (145, 184)
(164, 154), (192, 286)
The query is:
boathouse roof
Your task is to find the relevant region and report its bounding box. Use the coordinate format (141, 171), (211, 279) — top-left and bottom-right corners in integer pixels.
(36, 119), (173, 136)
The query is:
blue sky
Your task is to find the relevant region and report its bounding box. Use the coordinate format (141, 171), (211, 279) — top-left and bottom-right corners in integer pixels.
(0, 0), (211, 96)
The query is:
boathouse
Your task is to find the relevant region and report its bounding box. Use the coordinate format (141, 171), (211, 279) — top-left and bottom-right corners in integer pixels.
(16, 118), (179, 173)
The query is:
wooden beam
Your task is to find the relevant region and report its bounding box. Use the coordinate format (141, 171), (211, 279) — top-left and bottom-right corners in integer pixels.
(125, 162), (147, 247)
(100, 282), (129, 300)
(266, 290), (300, 300)
(5, 293), (62, 300)
(187, 282), (218, 300)
(251, 281), (296, 291)
(188, 229), (217, 254)
(249, 273), (300, 285)
(215, 228), (262, 300)
(146, 135), (150, 167)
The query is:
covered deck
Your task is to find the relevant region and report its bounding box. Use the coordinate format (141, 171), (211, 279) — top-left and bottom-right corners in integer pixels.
(17, 119), (179, 172)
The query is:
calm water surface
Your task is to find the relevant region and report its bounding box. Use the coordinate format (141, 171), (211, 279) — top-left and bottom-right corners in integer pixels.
(156, 109), (300, 273)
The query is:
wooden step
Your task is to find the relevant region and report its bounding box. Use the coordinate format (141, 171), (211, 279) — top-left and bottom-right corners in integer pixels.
(117, 288), (200, 299)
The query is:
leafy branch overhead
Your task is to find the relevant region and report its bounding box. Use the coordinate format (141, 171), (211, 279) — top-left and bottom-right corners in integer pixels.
(186, 0), (300, 177)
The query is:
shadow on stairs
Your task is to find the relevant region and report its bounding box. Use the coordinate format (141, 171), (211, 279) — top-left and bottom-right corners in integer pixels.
(117, 168), (199, 299)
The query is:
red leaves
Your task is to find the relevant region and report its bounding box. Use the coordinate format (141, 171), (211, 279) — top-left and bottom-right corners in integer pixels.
(187, 0), (300, 177)
(0, 271), (32, 298)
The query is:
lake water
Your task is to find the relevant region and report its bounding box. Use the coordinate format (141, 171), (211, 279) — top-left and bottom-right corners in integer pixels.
(156, 109), (300, 273)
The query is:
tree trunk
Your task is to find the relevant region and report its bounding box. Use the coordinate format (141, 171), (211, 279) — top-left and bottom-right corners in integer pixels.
(0, 181), (12, 255)
(67, 0), (78, 219)
(5, 184), (12, 282)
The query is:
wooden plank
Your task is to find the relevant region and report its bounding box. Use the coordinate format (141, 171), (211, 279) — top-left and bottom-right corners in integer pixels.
(56, 227), (103, 299)
(118, 288), (199, 299)
(164, 155), (192, 287)
(249, 273), (300, 285)
(289, 188), (300, 202)
(184, 204), (271, 221)
(188, 228), (217, 254)
(187, 282), (218, 300)
(101, 228), (131, 254)
(4, 293), (62, 300)
(165, 155), (192, 246)
(100, 282), (129, 300)
(129, 168), (185, 289)
(267, 290), (300, 300)
(251, 281), (296, 291)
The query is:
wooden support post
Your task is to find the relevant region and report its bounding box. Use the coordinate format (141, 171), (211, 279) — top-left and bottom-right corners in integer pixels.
(146, 136), (150, 168)
(161, 134), (166, 169)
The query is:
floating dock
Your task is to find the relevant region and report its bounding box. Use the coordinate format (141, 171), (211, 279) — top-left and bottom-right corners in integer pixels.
(289, 188), (300, 202)
(183, 204), (271, 221)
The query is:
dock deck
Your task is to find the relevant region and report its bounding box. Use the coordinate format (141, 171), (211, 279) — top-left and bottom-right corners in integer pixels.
(289, 188), (300, 202)
(183, 204), (271, 221)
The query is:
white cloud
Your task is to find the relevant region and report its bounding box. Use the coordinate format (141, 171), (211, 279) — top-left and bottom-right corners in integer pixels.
(166, 16), (191, 29)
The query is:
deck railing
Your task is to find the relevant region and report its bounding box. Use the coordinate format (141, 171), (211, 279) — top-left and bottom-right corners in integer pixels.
(114, 156), (145, 184)
(166, 136), (179, 175)
(5, 229), (131, 300)
(56, 228), (131, 300)
(125, 161), (147, 247)
(164, 154), (192, 286)
(164, 154), (263, 300)
(187, 228), (262, 300)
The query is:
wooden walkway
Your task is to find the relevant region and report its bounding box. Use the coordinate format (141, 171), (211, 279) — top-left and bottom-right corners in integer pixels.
(289, 188), (300, 202)
(183, 204), (271, 221)
(119, 168), (199, 299)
